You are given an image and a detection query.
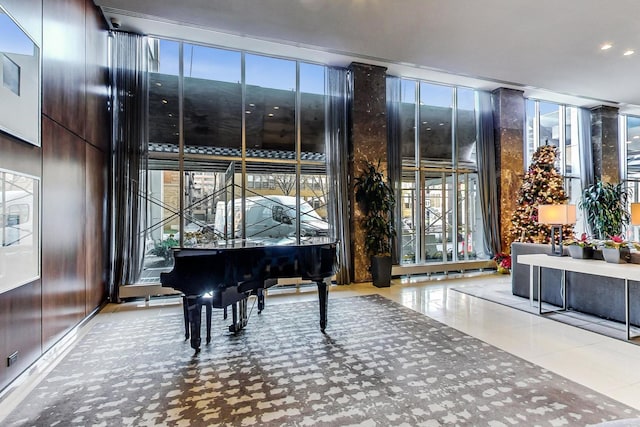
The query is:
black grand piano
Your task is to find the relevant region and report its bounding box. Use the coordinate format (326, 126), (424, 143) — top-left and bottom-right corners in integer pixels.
(160, 238), (338, 351)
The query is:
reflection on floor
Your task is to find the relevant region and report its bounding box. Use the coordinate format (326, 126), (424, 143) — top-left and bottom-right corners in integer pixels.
(3, 270), (640, 421)
(451, 280), (640, 344)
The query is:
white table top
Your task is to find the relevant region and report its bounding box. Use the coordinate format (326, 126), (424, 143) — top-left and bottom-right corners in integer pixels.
(516, 253), (640, 281)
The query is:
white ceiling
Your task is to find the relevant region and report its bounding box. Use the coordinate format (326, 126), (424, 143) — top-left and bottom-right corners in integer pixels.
(97, 0), (640, 114)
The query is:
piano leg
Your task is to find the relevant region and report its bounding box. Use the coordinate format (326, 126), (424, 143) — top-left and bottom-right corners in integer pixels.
(317, 278), (329, 332)
(205, 301), (212, 344)
(229, 298), (249, 334)
(186, 296), (202, 352)
(257, 288), (265, 313)
(231, 302), (238, 333)
(182, 296), (190, 340)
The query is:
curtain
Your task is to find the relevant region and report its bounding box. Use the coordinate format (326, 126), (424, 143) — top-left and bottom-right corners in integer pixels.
(386, 76), (401, 265)
(326, 67), (351, 284)
(475, 91), (502, 256)
(108, 31), (149, 301)
(578, 107), (594, 189)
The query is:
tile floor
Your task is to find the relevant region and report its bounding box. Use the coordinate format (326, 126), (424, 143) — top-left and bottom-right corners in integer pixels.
(2, 271), (640, 422)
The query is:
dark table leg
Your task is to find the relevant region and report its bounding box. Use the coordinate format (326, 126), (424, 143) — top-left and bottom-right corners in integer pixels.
(317, 279), (328, 332)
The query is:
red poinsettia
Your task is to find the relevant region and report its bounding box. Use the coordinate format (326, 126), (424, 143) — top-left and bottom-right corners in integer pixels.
(493, 252), (512, 271)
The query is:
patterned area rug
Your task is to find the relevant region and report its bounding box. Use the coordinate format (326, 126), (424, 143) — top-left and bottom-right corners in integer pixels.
(4, 294), (639, 426)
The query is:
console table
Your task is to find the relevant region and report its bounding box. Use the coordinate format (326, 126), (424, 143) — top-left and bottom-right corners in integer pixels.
(517, 253), (640, 340)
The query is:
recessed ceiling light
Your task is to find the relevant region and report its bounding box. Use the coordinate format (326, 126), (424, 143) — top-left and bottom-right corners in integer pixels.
(161, 99), (168, 104)
(273, 106), (280, 110)
(268, 113), (274, 117)
(624, 49), (635, 56)
(601, 43), (613, 50)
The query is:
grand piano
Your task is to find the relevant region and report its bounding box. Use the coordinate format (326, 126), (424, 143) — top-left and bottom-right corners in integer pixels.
(160, 238), (338, 351)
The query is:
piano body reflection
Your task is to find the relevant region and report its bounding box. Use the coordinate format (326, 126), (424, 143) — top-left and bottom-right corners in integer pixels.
(160, 239), (338, 351)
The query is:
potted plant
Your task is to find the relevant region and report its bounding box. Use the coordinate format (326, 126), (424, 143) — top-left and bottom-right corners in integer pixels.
(563, 232), (596, 259)
(579, 180), (630, 240)
(601, 235), (631, 264)
(493, 252), (512, 274)
(150, 235), (179, 265)
(354, 160), (396, 287)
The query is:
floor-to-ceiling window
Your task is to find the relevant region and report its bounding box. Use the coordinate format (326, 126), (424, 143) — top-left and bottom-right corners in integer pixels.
(141, 38), (329, 282)
(622, 114), (640, 240)
(396, 79), (485, 266)
(525, 99), (585, 234)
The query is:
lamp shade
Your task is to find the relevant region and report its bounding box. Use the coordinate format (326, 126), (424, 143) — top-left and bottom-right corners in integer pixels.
(537, 204), (577, 225)
(632, 203), (640, 226)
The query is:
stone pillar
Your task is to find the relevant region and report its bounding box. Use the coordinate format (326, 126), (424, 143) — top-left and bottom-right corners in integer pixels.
(348, 62), (387, 283)
(492, 88), (525, 253)
(591, 105), (620, 183)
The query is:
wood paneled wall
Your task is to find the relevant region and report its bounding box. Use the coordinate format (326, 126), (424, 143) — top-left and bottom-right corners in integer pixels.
(0, 0), (109, 392)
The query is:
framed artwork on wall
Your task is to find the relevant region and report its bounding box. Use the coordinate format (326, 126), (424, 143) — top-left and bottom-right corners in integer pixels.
(0, 168), (40, 294)
(0, 4), (40, 146)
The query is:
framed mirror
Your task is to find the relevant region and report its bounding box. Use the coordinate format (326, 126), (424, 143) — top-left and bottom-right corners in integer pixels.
(0, 5), (40, 146)
(0, 168), (40, 294)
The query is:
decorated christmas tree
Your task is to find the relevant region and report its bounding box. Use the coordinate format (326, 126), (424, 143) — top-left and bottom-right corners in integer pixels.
(508, 144), (573, 244)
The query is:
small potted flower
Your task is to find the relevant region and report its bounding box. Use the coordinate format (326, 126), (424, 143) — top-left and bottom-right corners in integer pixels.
(493, 252), (512, 274)
(563, 232), (596, 259)
(601, 235), (631, 264)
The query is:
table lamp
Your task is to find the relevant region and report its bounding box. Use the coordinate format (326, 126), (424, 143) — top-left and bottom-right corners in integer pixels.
(537, 204), (577, 256)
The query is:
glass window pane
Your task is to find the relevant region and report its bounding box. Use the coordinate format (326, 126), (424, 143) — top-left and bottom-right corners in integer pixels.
(525, 99), (535, 167)
(398, 80), (418, 166)
(300, 63), (325, 155)
(400, 79), (417, 165)
(419, 82), (453, 165)
(400, 171), (416, 264)
(149, 39), (180, 147)
(565, 107), (580, 177)
(627, 116), (640, 179)
(424, 172), (444, 262)
(183, 44), (241, 150)
(457, 88), (476, 166)
(246, 54), (296, 157)
(539, 101), (560, 148)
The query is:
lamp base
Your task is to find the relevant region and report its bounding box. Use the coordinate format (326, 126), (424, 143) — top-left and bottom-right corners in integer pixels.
(548, 225), (565, 256)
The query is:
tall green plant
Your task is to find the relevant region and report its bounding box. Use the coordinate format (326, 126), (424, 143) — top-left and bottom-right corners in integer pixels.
(354, 160), (396, 256)
(579, 180), (630, 240)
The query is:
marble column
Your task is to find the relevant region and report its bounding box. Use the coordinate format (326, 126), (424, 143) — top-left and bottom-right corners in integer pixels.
(492, 88), (525, 253)
(591, 105), (620, 183)
(348, 62), (387, 283)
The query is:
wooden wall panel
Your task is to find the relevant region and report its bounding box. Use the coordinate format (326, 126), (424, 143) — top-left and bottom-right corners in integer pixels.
(0, 133), (41, 178)
(41, 117), (87, 350)
(85, 4), (110, 152)
(42, 0), (87, 139)
(85, 144), (107, 312)
(0, 0), (109, 393)
(0, 281), (42, 393)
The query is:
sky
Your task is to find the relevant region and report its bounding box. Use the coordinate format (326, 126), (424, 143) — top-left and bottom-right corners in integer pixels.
(0, 12), (35, 56)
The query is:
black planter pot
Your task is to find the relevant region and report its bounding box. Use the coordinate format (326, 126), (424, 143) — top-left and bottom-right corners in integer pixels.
(371, 255), (392, 288)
